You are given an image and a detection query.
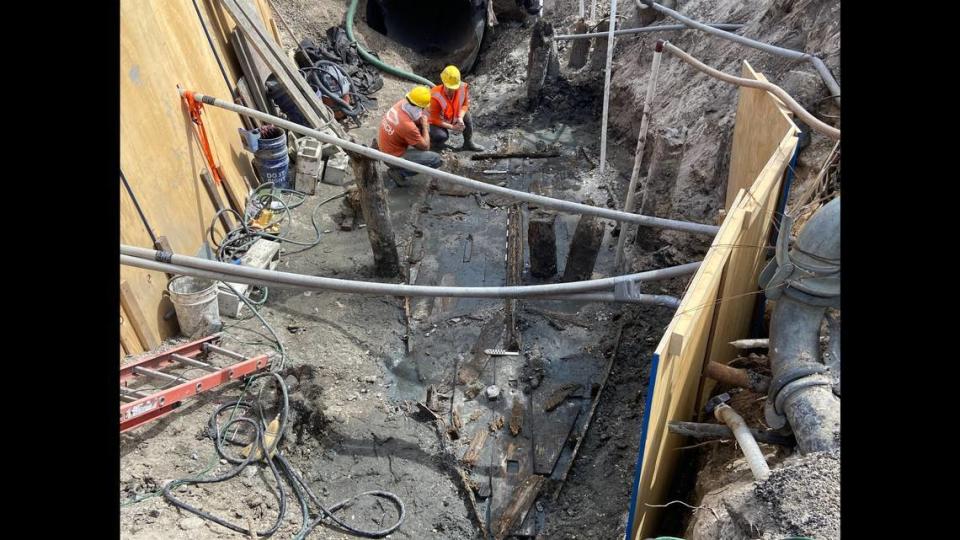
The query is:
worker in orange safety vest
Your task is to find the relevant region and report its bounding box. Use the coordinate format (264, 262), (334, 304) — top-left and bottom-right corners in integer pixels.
(376, 86), (443, 186)
(427, 65), (485, 152)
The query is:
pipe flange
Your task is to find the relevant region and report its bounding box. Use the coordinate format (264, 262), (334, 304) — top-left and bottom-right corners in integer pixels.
(774, 374), (833, 416)
(764, 400), (788, 430)
(764, 363), (827, 429)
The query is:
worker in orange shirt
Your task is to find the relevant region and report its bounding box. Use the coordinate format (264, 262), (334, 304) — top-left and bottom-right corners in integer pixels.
(428, 65), (485, 152)
(376, 86), (443, 186)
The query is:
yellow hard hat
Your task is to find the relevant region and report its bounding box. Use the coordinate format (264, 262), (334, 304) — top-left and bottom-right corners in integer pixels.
(441, 65), (461, 90)
(406, 86), (432, 108)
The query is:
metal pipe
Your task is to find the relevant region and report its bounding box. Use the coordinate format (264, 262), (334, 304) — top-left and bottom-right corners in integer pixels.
(181, 89), (720, 237)
(660, 41), (840, 140)
(704, 360), (770, 393)
(761, 198), (841, 453)
(730, 338), (768, 350)
(597, 0), (618, 175)
(120, 247), (700, 299)
(668, 421), (794, 447)
(614, 41), (662, 271)
(541, 292), (680, 308)
(714, 403), (771, 480)
(636, 0), (840, 106)
(133, 366), (186, 384)
(554, 23), (743, 40)
(170, 354), (218, 372)
(767, 297), (840, 453)
(202, 343), (248, 362)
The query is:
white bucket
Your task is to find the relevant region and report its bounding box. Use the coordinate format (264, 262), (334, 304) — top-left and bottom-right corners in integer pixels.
(167, 275), (222, 338)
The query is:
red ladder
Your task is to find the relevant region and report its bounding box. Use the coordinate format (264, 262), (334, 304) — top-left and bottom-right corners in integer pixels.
(120, 334), (270, 433)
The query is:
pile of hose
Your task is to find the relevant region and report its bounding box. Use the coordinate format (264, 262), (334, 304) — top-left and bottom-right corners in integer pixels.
(295, 27), (385, 115)
(162, 371), (405, 538)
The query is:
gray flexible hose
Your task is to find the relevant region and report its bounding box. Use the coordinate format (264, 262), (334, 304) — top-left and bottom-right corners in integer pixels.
(121, 246), (700, 299)
(661, 41), (839, 140)
(554, 23), (744, 40)
(636, 0), (840, 106)
(179, 89), (720, 237)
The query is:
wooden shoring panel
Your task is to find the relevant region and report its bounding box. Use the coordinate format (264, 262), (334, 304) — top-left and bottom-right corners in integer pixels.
(628, 192), (745, 540)
(629, 63), (800, 539)
(119, 182), (178, 349)
(697, 133), (798, 413)
(724, 61), (799, 209)
(120, 0), (261, 348)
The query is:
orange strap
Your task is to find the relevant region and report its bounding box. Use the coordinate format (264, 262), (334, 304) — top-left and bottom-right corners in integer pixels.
(182, 90), (224, 185)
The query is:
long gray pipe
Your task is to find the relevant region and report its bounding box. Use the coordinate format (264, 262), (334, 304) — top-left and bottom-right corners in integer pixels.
(542, 292), (680, 308)
(554, 23), (743, 40)
(764, 198), (841, 453)
(180, 89), (720, 237)
(121, 246), (699, 299)
(635, 0), (840, 106)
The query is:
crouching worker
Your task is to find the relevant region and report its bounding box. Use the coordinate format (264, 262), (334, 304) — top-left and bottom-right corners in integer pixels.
(428, 65), (485, 152)
(377, 86), (442, 186)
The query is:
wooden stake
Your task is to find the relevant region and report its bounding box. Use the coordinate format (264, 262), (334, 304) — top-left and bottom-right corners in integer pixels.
(614, 42), (663, 271)
(347, 153), (401, 277)
(598, 0), (619, 174)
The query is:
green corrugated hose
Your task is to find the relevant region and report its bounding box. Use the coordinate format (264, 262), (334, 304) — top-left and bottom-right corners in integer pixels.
(345, 0), (435, 86)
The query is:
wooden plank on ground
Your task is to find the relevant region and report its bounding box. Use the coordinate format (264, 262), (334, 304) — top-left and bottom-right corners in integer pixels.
(531, 382), (582, 475)
(724, 61), (799, 209)
(120, 280), (160, 351)
(494, 475), (545, 539)
(120, 304), (144, 359)
(463, 429), (489, 467)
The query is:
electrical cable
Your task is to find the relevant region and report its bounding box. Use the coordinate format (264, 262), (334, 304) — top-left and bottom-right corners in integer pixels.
(161, 372), (404, 538)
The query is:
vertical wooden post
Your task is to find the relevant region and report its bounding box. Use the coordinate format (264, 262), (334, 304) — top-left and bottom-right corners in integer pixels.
(598, 0), (619, 174)
(568, 19), (590, 69)
(614, 42), (663, 271)
(526, 20), (558, 106)
(347, 152), (401, 277)
(563, 209), (605, 282)
(528, 210), (557, 278)
(505, 205), (523, 350)
(635, 127), (685, 251)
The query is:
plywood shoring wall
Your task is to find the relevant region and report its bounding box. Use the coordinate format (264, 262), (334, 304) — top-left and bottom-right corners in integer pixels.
(628, 61), (799, 539)
(119, 0), (280, 358)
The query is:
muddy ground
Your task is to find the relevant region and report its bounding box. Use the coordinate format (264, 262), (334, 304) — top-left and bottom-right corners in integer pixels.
(121, 0), (839, 538)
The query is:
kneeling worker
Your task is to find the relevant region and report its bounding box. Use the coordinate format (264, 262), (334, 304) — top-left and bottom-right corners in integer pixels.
(428, 65), (485, 152)
(377, 86), (442, 185)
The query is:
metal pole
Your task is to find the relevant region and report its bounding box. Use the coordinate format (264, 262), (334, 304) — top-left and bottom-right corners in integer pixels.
(636, 0), (840, 106)
(554, 23), (743, 40)
(579, 0), (585, 18)
(614, 41), (663, 271)
(120, 247), (701, 299)
(180, 89), (721, 236)
(660, 41), (840, 140)
(598, 0), (618, 174)
(590, 0), (597, 22)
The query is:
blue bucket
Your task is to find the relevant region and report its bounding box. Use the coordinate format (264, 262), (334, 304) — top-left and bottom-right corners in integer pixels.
(249, 126), (290, 189)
